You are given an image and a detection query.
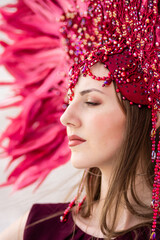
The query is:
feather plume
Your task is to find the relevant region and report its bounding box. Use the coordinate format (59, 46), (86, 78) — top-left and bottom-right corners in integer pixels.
(0, 0), (72, 190)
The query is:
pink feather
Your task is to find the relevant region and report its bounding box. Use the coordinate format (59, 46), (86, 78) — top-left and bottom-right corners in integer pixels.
(0, 0), (72, 190)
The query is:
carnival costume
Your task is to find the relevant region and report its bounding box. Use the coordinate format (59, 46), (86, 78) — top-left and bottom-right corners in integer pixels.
(0, 0), (160, 239)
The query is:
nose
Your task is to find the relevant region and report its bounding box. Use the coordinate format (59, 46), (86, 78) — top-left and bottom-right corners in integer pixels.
(60, 101), (81, 128)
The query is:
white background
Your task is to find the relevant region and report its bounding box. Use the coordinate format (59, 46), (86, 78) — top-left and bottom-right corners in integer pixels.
(0, 0), (82, 232)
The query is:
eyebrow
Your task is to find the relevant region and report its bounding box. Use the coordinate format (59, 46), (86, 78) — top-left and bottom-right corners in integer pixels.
(79, 88), (105, 96)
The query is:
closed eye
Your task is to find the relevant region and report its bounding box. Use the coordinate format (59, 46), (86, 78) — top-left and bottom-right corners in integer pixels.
(85, 102), (100, 106)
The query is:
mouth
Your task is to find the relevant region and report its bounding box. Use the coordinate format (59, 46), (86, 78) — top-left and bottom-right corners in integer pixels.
(68, 135), (86, 147)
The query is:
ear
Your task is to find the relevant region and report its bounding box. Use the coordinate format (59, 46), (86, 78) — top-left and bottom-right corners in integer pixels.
(156, 110), (160, 129)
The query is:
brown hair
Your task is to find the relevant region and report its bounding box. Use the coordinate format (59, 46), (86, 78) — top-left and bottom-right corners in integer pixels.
(25, 82), (157, 240)
(77, 82), (156, 239)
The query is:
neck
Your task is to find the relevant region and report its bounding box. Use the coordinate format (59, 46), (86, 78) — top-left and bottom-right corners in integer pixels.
(91, 169), (152, 232)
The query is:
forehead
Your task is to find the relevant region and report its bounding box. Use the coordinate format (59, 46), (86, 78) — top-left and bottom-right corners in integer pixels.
(74, 62), (110, 93)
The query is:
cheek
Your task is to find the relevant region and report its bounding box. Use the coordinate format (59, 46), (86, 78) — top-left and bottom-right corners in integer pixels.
(70, 108), (126, 169)
(90, 110), (126, 148)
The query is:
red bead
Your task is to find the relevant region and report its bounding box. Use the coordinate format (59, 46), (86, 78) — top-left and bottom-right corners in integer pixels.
(121, 72), (126, 77)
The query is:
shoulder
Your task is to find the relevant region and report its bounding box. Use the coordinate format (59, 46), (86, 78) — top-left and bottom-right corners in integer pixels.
(0, 211), (29, 240)
(26, 202), (68, 223)
(128, 224), (160, 240)
(24, 202), (70, 240)
(31, 202), (68, 213)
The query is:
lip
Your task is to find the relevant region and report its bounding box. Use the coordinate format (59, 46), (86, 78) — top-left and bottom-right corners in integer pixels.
(68, 135), (86, 147)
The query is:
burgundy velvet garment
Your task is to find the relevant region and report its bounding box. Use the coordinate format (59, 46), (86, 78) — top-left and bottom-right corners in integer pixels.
(23, 203), (160, 240)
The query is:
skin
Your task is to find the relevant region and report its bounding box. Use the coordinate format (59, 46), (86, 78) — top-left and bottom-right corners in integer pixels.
(1, 62), (126, 239)
(60, 63), (126, 176)
(60, 62), (128, 237)
(1, 63), (160, 239)
(0, 212), (29, 240)
(61, 62), (160, 238)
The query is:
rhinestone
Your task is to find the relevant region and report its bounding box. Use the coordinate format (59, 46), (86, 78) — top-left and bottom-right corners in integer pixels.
(151, 150), (156, 160)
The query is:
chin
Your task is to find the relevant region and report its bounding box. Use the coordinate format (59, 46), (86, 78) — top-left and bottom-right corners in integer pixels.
(70, 150), (117, 170)
(70, 157), (86, 169)
(70, 153), (90, 169)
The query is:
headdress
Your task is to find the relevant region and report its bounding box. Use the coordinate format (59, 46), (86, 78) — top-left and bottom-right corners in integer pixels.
(0, 0), (159, 239)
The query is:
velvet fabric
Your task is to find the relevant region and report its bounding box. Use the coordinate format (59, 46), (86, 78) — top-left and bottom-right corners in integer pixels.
(23, 203), (160, 240)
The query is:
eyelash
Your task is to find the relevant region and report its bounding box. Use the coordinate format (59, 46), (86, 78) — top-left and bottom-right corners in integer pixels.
(66, 101), (100, 108)
(85, 102), (100, 106)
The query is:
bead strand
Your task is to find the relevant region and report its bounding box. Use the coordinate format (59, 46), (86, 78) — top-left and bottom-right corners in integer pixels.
(150, 131), (160, 239)
(60, 196), (77, 222)
(60, 170), (87, 223)
(151, 107), (157, 162)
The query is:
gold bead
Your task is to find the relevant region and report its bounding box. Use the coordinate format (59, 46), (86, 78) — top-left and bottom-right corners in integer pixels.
(60, 15), (65, 21)
(90, 36), (95, 41)
(73, 24), (78, 29)
(85, 33), (90, 39)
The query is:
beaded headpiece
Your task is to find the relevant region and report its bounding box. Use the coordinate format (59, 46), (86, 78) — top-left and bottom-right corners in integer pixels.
(61, 1), (159, 106)
(60, 1), (160, 238)
(0, 0), (160, 239)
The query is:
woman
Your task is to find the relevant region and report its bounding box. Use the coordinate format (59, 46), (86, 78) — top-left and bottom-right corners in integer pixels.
(59, 63), (160, 239)
(0, 0), (160, 239)
(1, 62), (159, 240)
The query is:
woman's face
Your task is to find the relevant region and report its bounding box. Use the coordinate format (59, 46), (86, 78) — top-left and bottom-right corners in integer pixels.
(60, 63), (126, 170)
